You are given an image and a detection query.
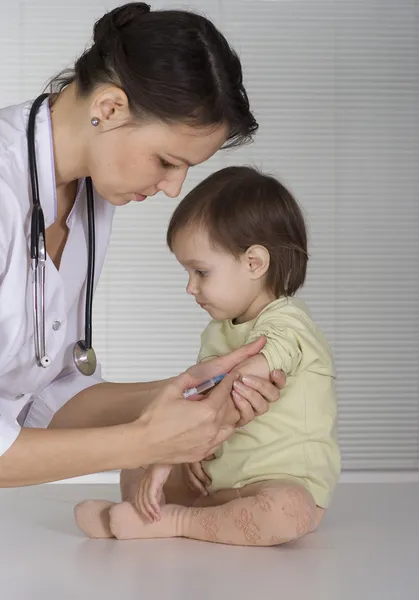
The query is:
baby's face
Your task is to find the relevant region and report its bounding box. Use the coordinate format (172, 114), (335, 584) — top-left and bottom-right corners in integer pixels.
(171, 226), (258, 322)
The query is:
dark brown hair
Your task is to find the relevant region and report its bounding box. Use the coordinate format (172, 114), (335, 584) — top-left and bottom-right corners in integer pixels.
(167, 166), (308, 297)
(49, 3), (258, 149)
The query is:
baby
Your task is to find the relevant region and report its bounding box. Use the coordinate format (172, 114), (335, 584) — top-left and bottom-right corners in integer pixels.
(75, 166), (340, 546)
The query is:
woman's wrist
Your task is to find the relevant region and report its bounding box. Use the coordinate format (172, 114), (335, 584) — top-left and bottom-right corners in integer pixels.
(121, 418), (156, 469)
(106, 422), (146, 470)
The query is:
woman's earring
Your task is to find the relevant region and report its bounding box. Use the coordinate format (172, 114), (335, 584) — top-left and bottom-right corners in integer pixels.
(91, 117), (100, 127)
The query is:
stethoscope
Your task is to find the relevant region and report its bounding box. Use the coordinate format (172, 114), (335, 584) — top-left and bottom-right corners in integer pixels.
(28, 93), (97, 376)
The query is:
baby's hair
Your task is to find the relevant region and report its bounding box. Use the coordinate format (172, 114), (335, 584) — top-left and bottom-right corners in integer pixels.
(167, 166), (308, 297)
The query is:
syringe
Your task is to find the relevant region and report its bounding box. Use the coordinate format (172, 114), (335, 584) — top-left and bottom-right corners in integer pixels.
(183, 374), (226, 398)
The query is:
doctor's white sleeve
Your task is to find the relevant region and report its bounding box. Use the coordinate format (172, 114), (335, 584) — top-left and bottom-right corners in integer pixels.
(0, 181), (27, 453)
(0, 364), (106, 451)
(0, 404), (21, 456)
(23, 362), (106, 429)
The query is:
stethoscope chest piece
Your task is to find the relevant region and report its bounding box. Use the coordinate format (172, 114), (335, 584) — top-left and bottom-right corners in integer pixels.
(73, 340), (97, 376)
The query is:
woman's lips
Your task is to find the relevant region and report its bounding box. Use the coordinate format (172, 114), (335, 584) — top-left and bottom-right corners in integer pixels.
(133, 193), (147, 202)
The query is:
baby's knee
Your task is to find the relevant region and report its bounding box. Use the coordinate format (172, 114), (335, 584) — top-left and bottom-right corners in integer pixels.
(267, 483), (317, 541)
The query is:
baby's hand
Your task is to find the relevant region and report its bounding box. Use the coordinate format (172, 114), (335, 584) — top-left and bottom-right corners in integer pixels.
(136, 464), (172, 522)
(182, 461), (212, 496)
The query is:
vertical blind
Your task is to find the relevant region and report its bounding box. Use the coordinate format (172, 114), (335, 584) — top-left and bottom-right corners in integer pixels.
(1, 0), (418, 469)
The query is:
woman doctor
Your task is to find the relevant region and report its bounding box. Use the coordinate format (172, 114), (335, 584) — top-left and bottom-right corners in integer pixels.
(0, 3), (285, 488)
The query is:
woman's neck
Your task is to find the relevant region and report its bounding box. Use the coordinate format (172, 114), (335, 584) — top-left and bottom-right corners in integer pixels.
(49, 83), (89, 190)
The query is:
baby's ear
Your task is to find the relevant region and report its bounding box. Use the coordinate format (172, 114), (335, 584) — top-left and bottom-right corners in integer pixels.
(245, 245), (270, 279)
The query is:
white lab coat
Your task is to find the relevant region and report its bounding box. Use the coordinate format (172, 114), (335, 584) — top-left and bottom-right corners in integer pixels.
(0, 98), (115, 456)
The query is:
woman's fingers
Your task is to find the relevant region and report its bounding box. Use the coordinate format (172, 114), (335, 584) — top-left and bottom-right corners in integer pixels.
(230, 372), (286, 426)
(233, 380), (268, 415)
(271, 369), (287, 390)
(231, 390), (256, 426)
(241, 375), (282, 403)
(208, 424), (235, 452)
(186, 337), (267, 385)
(211, 337), (266, 375)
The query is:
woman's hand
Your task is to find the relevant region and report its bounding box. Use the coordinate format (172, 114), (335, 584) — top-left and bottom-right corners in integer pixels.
(229, 355), (286, 427)
(231, 370), (286, 427)
(186, 338), (287, 428)
(129, 370), (239, 468)
(186, 336), (266, 384)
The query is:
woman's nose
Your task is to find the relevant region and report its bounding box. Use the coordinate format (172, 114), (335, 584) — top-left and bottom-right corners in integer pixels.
(158, 170), (188, 198)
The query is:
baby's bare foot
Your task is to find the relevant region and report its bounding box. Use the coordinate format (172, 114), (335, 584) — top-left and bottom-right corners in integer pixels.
(74, 499), (116, 538)
(109, 501), (184, 540)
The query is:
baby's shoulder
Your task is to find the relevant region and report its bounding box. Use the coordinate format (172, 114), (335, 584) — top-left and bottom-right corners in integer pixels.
(251, 297), (315, 332)
(250, 298), (335, 373)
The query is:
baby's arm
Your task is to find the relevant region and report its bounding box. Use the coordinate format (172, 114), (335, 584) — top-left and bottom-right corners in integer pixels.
(231, 352), (271, 382)
(136, 464), (173, 522)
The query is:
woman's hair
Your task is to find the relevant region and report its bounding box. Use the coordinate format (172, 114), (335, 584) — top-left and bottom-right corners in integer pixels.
(167, 166), (308, 297)
(49, 2), (258, 148)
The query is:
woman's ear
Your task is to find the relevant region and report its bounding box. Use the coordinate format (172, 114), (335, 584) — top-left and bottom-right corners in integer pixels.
(90, 85), (131, 129)
(244, 245), (270, 280)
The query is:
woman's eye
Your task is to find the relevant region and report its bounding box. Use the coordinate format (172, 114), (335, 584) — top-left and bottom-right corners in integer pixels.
(159, 158), (177, 169)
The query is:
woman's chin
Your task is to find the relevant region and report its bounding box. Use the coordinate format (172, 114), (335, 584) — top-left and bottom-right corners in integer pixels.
(103, 194), (132, 207)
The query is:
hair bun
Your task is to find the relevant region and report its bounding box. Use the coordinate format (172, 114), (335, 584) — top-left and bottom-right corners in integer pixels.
(93, 3), (151, 45)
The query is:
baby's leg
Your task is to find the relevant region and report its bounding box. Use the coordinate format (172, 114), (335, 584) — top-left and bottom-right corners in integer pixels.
(109, 480), (322, 546)
(74, 500), (116, 538)
(75, 466), (198, 538)
(74, 468), (147, 538)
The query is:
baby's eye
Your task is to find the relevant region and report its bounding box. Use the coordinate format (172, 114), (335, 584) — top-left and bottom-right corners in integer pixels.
(196, 270), (208, 278)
